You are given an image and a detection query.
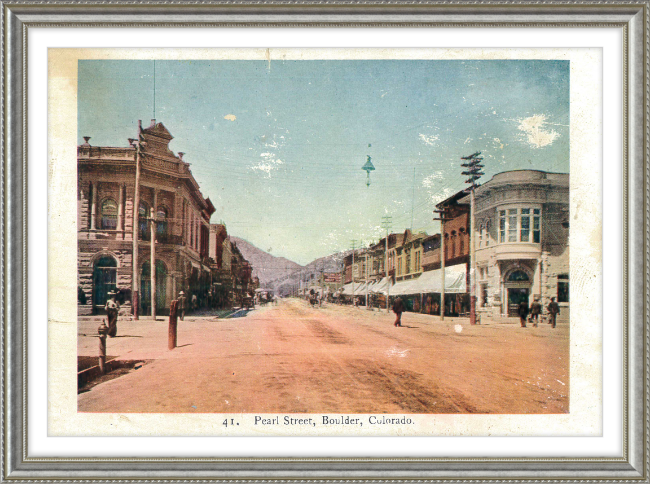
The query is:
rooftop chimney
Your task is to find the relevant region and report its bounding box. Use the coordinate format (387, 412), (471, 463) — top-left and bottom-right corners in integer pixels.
(150, 119), (156, 127)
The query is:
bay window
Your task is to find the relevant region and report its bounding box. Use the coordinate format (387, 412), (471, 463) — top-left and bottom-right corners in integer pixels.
(498, 207), (541, 244)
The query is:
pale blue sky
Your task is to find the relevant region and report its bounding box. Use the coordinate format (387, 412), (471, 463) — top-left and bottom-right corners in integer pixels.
(78, 59), (569, 265)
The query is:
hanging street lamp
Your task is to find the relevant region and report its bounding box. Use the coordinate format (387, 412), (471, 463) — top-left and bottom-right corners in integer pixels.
(362, 155), (375, 187)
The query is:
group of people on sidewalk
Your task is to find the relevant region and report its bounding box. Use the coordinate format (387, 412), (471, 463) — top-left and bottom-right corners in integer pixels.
(391, 295), (561, 329)
(518, 296), (561, 328)
(101, 289), (195, 338)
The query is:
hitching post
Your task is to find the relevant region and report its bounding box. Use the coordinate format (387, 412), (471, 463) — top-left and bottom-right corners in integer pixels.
(98, 320), (109, 374)
(169, 299), (178, 350)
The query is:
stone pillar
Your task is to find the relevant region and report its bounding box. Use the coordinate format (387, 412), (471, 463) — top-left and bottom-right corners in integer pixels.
(90, 182), (97, 230)
(117, 184), (124, 238)
(533, 259), (542, 301)
(197, 220), (201, 254)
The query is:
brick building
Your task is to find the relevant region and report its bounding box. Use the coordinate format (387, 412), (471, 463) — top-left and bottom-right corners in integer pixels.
(77, 120), (215, 316)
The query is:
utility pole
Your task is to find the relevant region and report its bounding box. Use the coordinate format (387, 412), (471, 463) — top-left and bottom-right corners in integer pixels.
(150, 207), (157, 320)
(433, 208), (450, 321)
(129, 124), (146, 320)
(381, 215), (392, 313)
(411, 167), (416, 230)
(350, 240), (357, 303)
(365, 250), (369, 309)
(461, 151), (485, 325)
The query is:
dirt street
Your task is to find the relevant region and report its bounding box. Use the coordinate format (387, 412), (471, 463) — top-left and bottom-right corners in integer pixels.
(78, 299), (569, 414)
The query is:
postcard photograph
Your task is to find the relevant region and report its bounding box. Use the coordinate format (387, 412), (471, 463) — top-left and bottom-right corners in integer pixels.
(70, 52), (579, 433)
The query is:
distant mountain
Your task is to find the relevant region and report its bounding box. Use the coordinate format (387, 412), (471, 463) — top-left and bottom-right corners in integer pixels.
(266, 251), (349, 296)
(228, 236), (349, 295)
(229, 236), (302, 287)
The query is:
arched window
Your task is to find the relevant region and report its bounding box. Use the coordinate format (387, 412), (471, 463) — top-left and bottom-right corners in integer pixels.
(101, 199), (118, 230)
(450, 231), (456, 258)
(507, 270), (530, 282)
(139, 202), (150, 241)
(478, 223), (484, 248)
(485, 220), (491, 246)
(444, 233), (449, 260)
(93, 255), (117, 307)
(156, 207), (169, 243)
(459, 228), (465, 254)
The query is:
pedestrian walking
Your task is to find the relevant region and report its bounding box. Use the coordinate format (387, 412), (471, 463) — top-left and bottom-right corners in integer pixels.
(529, 296), (542, 327)
(191, 293), (198, 311)
(547, 297), (560, 328)
(178, 291), (186, 321)
(392, 297), (404, 327)
(105, 290), (120, 337)
(518, 298), (529, 328)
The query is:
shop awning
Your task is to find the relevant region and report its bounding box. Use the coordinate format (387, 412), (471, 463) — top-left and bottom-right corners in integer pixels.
(389, 265), (467, 296)
(341, 282), (366, 296)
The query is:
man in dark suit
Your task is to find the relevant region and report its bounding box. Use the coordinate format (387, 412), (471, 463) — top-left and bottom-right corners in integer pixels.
(392, 297), (404, 327)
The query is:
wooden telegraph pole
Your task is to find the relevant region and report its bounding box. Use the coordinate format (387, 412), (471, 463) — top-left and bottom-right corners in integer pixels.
(381, 216), (392, 313)
(461, 151), (485, 325)
(350, 240), (357, 304)
(433, 208), (450, 320)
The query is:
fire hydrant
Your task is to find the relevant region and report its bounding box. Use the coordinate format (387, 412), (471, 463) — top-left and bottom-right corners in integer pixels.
(98, 320), (109, 374)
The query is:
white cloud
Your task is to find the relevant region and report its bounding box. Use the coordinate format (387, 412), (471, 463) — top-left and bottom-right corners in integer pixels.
(422, 171), (444, 188)
(250, 152), (283, 177)
(517, 114), (560, 149)
(224, 114), (237, 122)
(419, 133), (439, 146)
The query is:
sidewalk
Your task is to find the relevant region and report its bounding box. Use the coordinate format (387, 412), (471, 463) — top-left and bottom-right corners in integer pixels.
(77, 306), (266, 362)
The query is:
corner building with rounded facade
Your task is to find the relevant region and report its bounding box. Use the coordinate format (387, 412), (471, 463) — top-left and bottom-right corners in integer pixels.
(461, 170), (569, 321)
(77, 120), (215, 316)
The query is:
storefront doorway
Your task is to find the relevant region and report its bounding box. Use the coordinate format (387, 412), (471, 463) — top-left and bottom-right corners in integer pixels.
(504, 269), (531, 317)
(92, 255), (117, 313)
(507, 288), (529, 317)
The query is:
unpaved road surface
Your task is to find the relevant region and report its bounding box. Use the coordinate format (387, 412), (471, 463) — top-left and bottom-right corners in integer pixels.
(78, 299), (569, 414)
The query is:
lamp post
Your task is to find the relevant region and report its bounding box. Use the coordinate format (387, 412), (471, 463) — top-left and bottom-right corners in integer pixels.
(129, 126), (146, 320)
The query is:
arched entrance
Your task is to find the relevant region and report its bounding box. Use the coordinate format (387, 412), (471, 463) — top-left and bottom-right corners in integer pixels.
(93, 255), (117, 313)
(141, 261), (168, 315)
(504, 269), (531, 317)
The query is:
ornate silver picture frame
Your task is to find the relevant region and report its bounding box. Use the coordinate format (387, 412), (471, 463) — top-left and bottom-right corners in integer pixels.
(3, 1), (646, 481)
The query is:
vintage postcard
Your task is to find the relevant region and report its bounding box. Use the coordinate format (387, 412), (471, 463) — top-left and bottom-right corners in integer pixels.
(48, 48), (601, 437)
